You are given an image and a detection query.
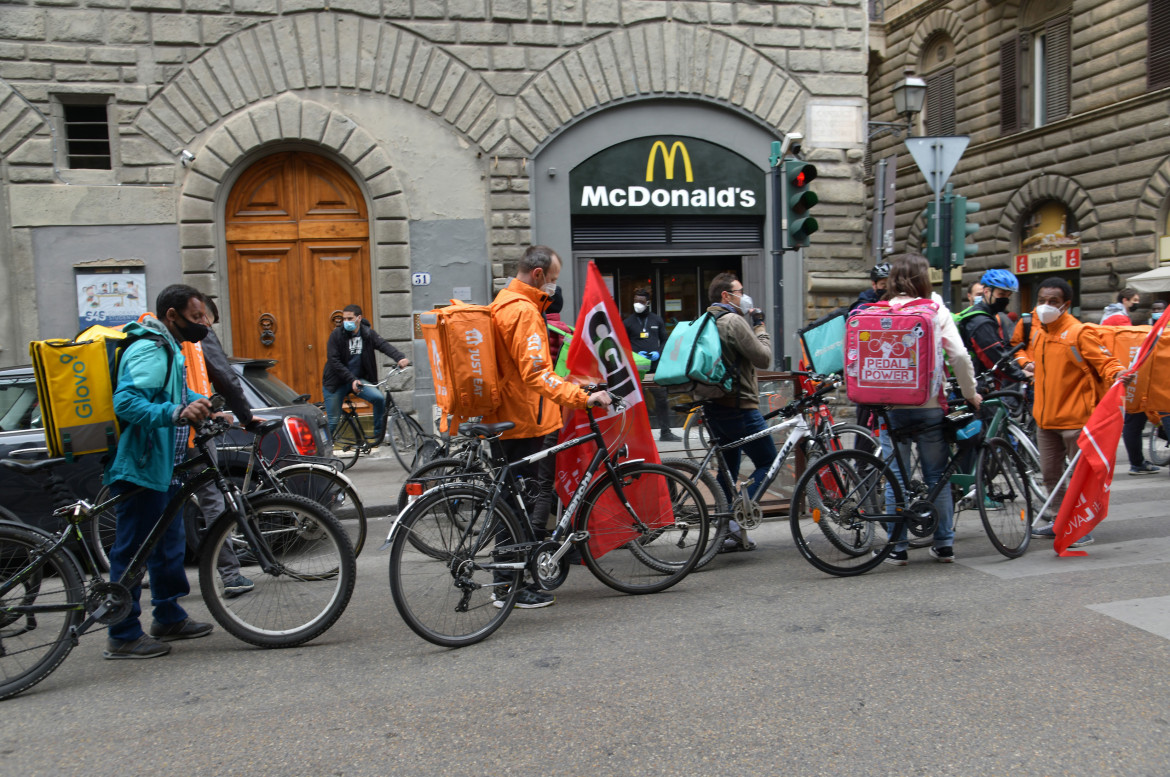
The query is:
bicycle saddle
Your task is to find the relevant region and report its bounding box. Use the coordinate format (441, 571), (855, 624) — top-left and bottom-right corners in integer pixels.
(1, 457), (65, 474)
(458, 421), (515, 438)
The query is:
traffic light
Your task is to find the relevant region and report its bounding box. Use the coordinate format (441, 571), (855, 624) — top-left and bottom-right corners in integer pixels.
(951, 195), (981, 266)
(920, 201), (943, 268)
(783, 160), (818, 248)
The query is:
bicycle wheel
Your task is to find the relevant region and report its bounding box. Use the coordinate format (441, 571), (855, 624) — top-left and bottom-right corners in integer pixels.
(976, 438), (1033, 558)
(330, 415), (364, 471)
(389, 485), (522, 647)
(579, 463), (708, 594)
(88, 485), (118, 572)
(387, 413), (425, 472)
(0, 523), (85, 701)
(1004, 421), (1048, 509)
(830, 422), (879, 455)
(199, 494), (356, 648)
(660, 458), (729, 570)
(1148, 423), (1170, 466)
(789, 449), (899, 576)
(396, 456), (492, 514)
(683, 412), (709, 458)
(274, 464), (367, 557)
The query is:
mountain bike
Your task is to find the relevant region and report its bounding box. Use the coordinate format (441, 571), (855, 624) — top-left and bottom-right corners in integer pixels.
(328, 367), (437, 471)
(664, 374), (876, 569)
(789, 398), (1034, 577)
(386, 388), (709, 647)
(87, 418), (368, 569)
(0, 406), (356, 701)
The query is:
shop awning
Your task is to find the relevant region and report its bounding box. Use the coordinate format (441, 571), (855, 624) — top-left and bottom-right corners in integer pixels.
(1125, 265), (1170, 293)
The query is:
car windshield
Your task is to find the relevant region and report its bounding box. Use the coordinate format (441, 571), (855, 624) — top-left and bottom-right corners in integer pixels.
(0, 379), (39, 431)
(241, 366), (304, 408)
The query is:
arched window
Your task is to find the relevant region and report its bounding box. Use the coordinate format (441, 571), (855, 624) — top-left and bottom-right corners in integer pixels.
(1000, 0), (1072, 133)
(920, 33), (956, 136)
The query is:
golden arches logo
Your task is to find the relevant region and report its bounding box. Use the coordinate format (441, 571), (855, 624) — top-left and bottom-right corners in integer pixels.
(645, 140), (693, 183)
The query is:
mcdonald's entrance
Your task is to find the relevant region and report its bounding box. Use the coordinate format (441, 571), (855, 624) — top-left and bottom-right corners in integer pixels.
(590, 255), (744, 335)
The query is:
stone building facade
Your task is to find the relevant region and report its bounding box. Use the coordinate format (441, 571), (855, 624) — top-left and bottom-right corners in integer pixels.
(0, 0), (869, 407)
(866, 0), (1170, 320)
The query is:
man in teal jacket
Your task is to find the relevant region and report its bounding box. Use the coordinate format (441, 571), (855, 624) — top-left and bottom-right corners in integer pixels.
(103, 284), (214, 660)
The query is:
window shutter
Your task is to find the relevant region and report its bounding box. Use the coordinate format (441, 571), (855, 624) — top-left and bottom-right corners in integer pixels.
(1151, 0), (1170, 90)
(1000, 36), (1021, 134)
(925, 68), (956, 135)
(1044, 16), (1072, 122)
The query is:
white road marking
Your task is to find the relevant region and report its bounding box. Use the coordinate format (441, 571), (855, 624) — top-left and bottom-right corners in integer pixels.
(1088, 595), (1170, 641)
(958, 536), (1170, 579)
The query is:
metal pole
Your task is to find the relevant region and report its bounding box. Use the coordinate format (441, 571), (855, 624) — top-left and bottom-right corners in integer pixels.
(941, 194), (953, 309)
(873, 159), (887, 265)
(771, 144), (785, 367)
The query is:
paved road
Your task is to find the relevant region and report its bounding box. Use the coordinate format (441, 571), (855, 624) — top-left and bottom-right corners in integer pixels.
(3, 444), (1170, 776)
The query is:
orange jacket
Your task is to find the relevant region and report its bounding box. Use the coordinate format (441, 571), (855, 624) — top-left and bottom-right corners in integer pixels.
(481, 279), (589, 439)
(1030, 312), (1123, 430)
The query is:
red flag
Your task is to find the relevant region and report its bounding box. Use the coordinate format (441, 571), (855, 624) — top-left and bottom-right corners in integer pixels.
(555, 262), (663, 558)
(1053, 313), (1170, 555)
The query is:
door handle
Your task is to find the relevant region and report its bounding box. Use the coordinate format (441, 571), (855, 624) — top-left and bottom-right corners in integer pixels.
(258, 313), (276, 347)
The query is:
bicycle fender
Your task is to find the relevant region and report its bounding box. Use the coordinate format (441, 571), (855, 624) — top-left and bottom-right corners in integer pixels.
(379, 511), (408, 551)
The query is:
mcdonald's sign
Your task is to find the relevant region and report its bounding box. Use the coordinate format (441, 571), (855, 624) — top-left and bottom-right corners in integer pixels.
(570, 135), (765, 216)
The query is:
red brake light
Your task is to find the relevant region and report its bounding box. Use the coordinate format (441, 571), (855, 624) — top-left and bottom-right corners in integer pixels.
(284, 416), (317, 456)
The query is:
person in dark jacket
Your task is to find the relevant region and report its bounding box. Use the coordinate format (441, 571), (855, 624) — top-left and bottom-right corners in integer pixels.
(956, 269), (1031, 387)
(622, 288), (677, 442)
(322, 304), (410, 445)
(849, 262), (890, 312)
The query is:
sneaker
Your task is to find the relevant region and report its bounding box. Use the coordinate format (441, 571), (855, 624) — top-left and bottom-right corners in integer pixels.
(929, 546), (955, 563)
(222, 574), (254, 598)
(659, 431), (680, 442)
(1129, 462), (1161, 476)
(1069, 534), (1095, 548)
(876, 549), (908, 566)
(1031, 522), (1056, 538)
(103, 634), (171, 660)
(718, 536), (757, 553)
(491, 587), (555, 609)
(149, 618), (214, 642)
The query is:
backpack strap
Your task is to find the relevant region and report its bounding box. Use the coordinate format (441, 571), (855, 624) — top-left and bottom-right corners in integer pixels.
(709, 308), (744, 408)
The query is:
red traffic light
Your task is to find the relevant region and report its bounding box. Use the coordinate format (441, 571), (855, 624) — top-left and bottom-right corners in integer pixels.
(786, 161), (818, 188)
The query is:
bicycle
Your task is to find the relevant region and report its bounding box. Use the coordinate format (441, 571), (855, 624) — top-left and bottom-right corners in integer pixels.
(681, 405), (709, 458)
(0, 406), (356, 701)
(664, 373), (875, 569)
(386, 388), (709, 647)
(87, 418), (368, 569)
(789, 397), (1035, 577)
(328, 367), (437, 472)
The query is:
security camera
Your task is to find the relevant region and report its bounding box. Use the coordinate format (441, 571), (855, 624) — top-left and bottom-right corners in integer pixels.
(179, 149), (196, 167)
(780, 132), (804, 159)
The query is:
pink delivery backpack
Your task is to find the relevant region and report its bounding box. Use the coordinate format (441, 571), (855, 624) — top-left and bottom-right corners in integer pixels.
(844, 298), (942, 406)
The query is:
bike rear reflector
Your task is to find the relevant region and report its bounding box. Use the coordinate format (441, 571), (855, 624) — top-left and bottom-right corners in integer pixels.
(812, 508), (821, 523)
(405, 482), (425, 497)
(285, 416), (318, 456)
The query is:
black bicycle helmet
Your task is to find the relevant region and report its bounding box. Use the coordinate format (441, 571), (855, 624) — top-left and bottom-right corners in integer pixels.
(870, 263), (891, 282)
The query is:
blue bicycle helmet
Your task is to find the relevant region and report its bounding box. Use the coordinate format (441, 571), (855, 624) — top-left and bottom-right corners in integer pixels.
(980, 269), (1019, 293)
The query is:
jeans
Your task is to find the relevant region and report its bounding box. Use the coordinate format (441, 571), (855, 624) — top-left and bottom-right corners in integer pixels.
(703, 405), (778, 504)
(493, 436), (553, 586)
(107, 482), (190, 641)
(879, 407), (953, 553)
(323, 383), (386, 441)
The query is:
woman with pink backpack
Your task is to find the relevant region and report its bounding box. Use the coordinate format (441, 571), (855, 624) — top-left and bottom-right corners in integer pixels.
(847, 253), (982, 565)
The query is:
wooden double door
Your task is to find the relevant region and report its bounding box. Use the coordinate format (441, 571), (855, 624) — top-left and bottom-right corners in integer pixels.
(226, 152), (371, 401)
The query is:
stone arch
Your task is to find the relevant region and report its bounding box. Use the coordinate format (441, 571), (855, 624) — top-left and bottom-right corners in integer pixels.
(1137, 154), (1170, 239)
(996, 174), (1097, 255)
(133, 12), (502, 155)
(511, 21), (810, 154)
(176, 94), (409, 322)
(904, 8), (966, 70)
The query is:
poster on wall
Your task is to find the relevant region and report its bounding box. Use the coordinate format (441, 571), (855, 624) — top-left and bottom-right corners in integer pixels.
(75, 267), (147, 330)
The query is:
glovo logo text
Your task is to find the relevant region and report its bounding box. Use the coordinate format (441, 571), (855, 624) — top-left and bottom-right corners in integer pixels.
(645, 140), (693, 183)
(58, 352), (94, 419)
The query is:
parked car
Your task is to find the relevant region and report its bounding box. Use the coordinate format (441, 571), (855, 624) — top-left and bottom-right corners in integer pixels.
(0, 358), (331, 542)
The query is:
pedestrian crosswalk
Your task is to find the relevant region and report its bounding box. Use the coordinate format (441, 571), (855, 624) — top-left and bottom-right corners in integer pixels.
(1088, 595), (1170, 641)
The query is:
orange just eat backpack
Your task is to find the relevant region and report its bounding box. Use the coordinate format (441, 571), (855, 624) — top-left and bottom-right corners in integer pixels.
(419, 300), (501, 423)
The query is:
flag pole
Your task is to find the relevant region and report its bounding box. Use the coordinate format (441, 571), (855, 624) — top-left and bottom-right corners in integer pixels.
(1036, 449), (1080, 526)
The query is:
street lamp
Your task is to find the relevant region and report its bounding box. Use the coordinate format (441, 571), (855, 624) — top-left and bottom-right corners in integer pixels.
(868, 68), (928, 140)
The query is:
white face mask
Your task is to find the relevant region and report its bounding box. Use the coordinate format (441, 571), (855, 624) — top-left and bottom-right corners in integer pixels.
(633, 302), (647, 314)
(541, 283), (557, 297)
(1036, 303), (1065, 324)
(738, 294), (754, 314)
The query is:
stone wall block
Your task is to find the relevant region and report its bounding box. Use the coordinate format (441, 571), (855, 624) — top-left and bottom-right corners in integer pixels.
(267, 19), (302, 91)
(515, 91), (555, 138)
(457, 22), (509, 44)
(368, 172), (405, 201)
(181, 247), (218, 273)
(5, 137), (52, 166)
(151, 13), (200, 45)
(329, 0), (382, 16)
(702, 29), (729, 97)
(468, 110), (504, 148)
(592, 33), (625, 98)
(333, 15), (362, 89)
(54, 64), (121, 81)
(383, 32), (413, 97)
(292, 14), (323, 89)
(355, 146), (391, 179)
(491, 0), (530, 21)
(203, 126), (244, 166)
(233, 29), (276, 96)
(295, 99), (328, 143)
(224, 111), (261, 152)
(201, 16), (250, 45)
(246, 99), (279, 144)
(179, 223), (216, 249)
(0, 111), (43, 156)
(560, 50), (599, 109)
(609, 27), (640, 95)
(317, 13), (342, 89)
(180, 169), (219, 200)
(90, 47), (139, 65)
(734, 2), (772, 25)
(206, 47), (250, 110)
(550, 0), (584, 23)
(339, 125), (376, 167)
(429, 63), (465, 115)
(0, 62), (54, 79)
(376, 243), (411, 268)
(48, 10), (105, 42)
(640, 24), (666, 93)
(401, 42), (435, 103)
(548, 62), (586, 116)
(0, 9), (46, 41)
(414, 50), (450, 108)
(575, 45), (613, 103)
(356, 17), (382, 90)
(450, 0), (487, 19)
(585, 0), (619, 25)
(625, 0), (667, 22)
(450, 81), (491, 131)
(148, 97), (196, 142)
(374, 218), (410, 244)
(134, 108), (185, 153)
(414, 0), (446, 19)
(187, 59), (232, 118)
(508, 117), (539, 153)
(533, 73), (573, 124)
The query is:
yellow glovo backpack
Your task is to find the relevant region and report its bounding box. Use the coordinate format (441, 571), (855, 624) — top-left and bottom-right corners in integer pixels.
(29, 324), (172, 460)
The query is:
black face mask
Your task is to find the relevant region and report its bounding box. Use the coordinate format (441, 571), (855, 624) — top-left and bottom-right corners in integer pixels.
(990, 297), (1010, 314)
(174, 313), (209, 343)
